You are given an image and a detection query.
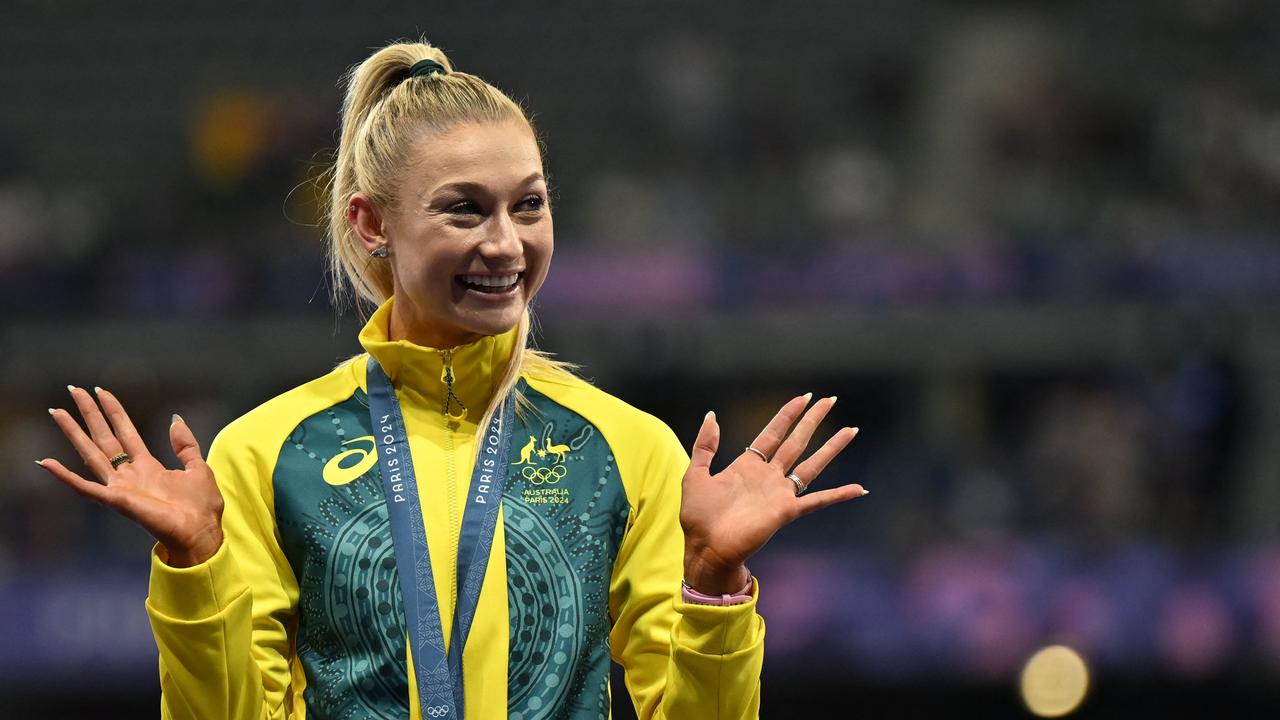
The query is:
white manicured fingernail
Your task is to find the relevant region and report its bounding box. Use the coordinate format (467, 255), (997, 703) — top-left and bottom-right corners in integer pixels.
(172, 413), (184, 425)
(47, 408), (57, 416)
(829, 395), (838, 404)
(802, 392), (813, 401)
(861, 488), (870, 496)
(34, 459), (45, 467)
(705, 410), (715, 421)
(66, 385), (75, 393)
(93, 386), (103, 394)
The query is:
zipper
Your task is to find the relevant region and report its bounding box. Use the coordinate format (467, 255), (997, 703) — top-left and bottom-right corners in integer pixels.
(439, 349), (466, 636)
(439, 349), (468, 422)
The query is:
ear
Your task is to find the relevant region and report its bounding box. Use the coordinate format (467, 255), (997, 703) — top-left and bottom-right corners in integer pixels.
(347, 192), (387, 254)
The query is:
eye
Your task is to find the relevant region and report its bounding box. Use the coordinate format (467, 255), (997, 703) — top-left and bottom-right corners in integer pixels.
(517, 195), (545, 213)
(446, 200), (482, 215)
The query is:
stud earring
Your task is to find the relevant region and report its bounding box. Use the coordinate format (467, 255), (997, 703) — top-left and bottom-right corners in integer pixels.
(370, 245), (389, 258)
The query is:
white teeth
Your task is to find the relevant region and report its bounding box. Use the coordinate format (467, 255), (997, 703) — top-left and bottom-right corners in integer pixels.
(460, 274), (518, 288)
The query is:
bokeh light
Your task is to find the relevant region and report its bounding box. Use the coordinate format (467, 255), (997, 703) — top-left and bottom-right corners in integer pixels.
(1020, 645), (1090, 718)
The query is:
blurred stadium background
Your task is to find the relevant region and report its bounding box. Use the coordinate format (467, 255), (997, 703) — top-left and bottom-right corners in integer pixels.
(3, 0), (1280, 717)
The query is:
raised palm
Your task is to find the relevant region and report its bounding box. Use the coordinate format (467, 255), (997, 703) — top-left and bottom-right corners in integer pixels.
(680, 394), (866, 594)
(38, 386), (224, 567)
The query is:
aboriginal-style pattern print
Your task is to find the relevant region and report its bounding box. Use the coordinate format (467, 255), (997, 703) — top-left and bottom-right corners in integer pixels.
(274, 392), (411, 719)
(503, 381), (631, 720)
(271, 383), (632, 720)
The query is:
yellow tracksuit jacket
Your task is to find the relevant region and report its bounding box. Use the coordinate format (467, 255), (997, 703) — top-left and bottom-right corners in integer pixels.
(144, 297), (764, 719)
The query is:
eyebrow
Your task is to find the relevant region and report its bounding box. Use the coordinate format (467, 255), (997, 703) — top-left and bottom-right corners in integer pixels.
(431, 172), (546, 197)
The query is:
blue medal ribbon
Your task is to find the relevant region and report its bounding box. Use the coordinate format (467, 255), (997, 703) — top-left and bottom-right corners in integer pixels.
(366, 357), (514, 719)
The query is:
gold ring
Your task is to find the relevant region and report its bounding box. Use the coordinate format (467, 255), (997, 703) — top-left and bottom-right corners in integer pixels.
(109, 452), (132, 469)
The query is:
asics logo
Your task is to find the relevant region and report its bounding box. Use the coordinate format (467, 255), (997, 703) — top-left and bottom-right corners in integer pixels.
(321, 435), (378, 486)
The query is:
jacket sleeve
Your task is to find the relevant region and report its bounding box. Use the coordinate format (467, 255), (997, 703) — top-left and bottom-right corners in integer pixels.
(608, 420), (765, 719)
(145, 424), (300, 720)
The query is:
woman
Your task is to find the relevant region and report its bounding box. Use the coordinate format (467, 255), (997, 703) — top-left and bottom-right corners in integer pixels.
(37, 40), (865, 720)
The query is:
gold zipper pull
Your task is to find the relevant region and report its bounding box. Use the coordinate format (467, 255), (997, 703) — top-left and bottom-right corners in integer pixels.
(439, 349), (468, 422)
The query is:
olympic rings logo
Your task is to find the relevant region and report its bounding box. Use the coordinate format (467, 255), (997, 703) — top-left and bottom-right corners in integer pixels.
(522, 464), (567, 485)
(425, 705), (451, 717)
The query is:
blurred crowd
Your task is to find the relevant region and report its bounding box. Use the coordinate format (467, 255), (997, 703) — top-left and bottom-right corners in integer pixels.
(4, 2), (1280, 315)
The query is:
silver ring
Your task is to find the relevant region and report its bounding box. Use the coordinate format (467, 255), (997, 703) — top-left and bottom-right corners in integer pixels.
(744, 446), (769, 463)
(787, 473), (807, 496)
(109, 452), (132, 469)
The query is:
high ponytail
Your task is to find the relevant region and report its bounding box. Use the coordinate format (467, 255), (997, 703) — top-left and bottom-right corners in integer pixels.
(325, 38), (578, 437)
(327, 40), (456, 312)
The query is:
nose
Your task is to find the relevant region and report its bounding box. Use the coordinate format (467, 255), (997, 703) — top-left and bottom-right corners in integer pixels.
(480, 210), (522, 260)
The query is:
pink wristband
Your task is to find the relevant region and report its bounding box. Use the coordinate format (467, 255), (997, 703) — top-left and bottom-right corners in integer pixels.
(680, 575), (754, 606)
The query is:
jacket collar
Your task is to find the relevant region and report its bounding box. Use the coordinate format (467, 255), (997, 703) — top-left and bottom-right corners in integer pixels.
(357, 296), (519, 425)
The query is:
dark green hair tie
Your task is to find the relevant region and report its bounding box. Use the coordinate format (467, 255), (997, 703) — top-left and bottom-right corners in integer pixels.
(408, 59), (447, 79)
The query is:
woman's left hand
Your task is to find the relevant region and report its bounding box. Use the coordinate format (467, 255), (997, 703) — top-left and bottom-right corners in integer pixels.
(679, 394), (866, 595)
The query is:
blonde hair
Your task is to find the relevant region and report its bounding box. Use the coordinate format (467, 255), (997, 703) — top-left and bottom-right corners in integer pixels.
(326, 38), (578, 434)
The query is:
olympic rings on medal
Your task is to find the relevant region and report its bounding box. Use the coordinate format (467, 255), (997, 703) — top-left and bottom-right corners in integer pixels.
(521, 463), (567, 485)
(425, 705), (451, 718)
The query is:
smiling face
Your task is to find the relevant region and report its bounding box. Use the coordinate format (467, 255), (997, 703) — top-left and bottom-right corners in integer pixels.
(350, 119), (553, 348)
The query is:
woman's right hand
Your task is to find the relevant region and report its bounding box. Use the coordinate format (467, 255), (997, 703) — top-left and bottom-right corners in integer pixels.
(37, 386), (225, 568)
